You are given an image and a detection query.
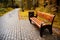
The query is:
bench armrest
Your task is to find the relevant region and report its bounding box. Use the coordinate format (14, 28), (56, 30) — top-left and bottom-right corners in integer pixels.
(32, 14), (37, 17)
(36, 13), (37, 17)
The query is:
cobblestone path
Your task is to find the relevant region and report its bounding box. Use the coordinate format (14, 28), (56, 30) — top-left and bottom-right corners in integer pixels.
(0, 8), (58, 40)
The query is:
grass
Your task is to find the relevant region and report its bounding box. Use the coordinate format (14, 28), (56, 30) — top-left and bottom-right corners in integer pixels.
(19, 10), (29, 20)
(0, 8), (13, 16)
(53, 13), (60, 28)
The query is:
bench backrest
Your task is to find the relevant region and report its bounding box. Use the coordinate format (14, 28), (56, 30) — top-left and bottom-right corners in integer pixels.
(36, 11), (55, 22)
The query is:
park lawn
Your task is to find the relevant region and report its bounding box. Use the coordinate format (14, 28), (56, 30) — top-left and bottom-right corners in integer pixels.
(53, 13), (60, 28)
(0, 8), (13, 16)
(19, 10), (28, 20)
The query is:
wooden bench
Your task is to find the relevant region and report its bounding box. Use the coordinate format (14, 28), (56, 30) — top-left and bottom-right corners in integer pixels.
(28, 11), (55, 37)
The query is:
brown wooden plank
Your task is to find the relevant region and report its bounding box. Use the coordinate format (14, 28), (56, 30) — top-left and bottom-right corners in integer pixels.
(30, 17), (44, 28)
(36, 11), (55, 22)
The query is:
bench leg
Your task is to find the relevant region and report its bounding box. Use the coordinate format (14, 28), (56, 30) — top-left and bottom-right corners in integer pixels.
(49, 27), (52, 34)
(47, 26), (52, 34)
(29, 19), (32, 24)
(40, 27), (44, 37)
(30, 20), (31, 23)
(40, 29), (43, 37)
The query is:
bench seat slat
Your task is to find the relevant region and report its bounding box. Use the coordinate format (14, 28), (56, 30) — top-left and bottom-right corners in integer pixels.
(30, 17), (51, 28)
(30, 17), (44, 28)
